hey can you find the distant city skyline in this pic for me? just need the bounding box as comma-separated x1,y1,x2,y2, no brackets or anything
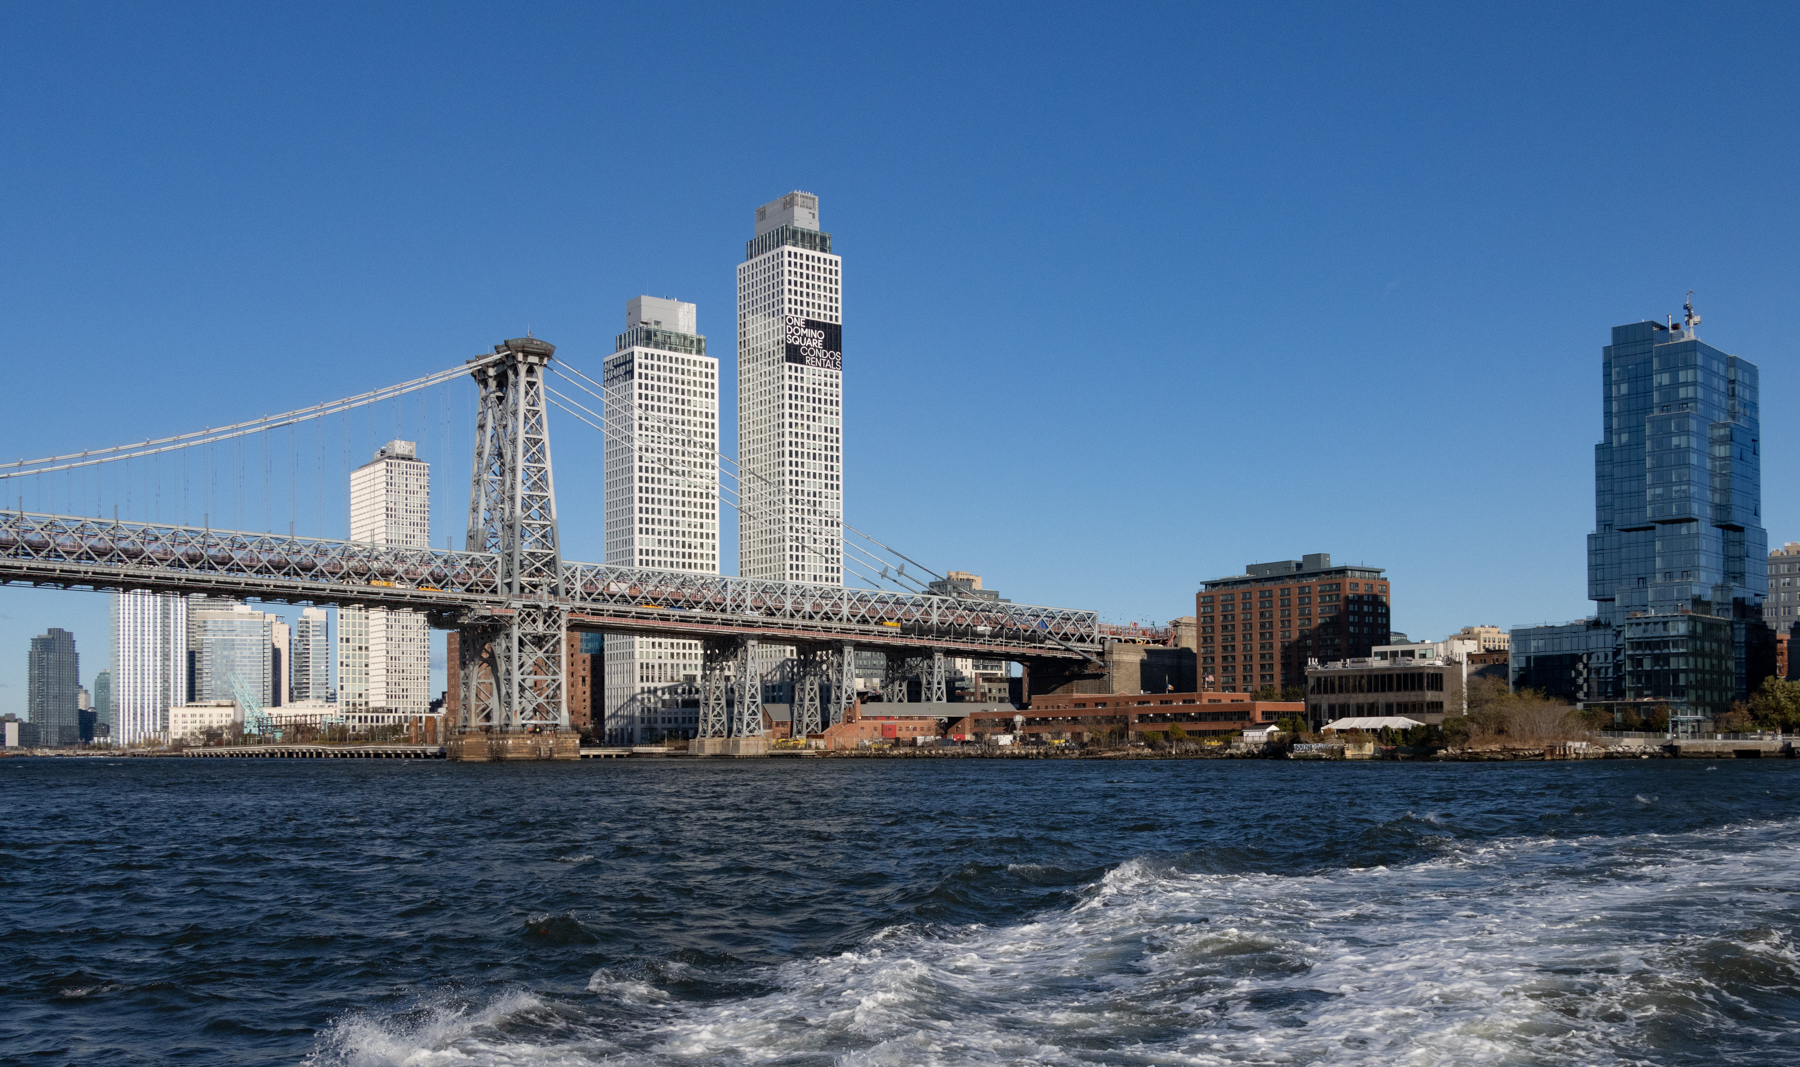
5,4,1800,716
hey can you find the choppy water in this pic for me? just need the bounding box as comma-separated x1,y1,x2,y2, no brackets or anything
3,758,1798,1066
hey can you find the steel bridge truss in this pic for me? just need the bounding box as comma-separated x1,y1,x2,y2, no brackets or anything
0,335,1104,748
460,338,567,735
0,511,1099,660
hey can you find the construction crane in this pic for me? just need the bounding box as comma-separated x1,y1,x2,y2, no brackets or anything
227,671,277,740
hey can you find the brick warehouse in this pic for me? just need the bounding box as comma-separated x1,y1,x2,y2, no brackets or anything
953,692,1302,741
1198,553,1391,692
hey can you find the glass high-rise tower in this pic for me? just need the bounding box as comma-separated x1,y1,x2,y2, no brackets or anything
1514,308,1771,721
1588,319,1765,626
28,627,81,746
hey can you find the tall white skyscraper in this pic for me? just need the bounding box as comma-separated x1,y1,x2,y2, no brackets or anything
602,296,719,744
292,606,330,702
110,591,188,745
342,440,430,718
736,191,843,585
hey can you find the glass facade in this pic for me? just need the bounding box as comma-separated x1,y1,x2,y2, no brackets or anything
1514,319,1770,718
1587,321,1764,627
190,609,273,707
28,627,82,746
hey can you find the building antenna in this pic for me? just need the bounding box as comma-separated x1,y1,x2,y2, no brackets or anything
1684,290,1701,336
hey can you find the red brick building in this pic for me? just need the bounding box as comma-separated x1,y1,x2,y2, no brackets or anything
820,705,940,748
1198,553,1391,693
953,692,1302,741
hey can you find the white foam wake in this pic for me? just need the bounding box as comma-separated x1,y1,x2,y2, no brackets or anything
310,818,1800,1066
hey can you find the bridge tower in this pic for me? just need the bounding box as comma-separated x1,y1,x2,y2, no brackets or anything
451,337,574,760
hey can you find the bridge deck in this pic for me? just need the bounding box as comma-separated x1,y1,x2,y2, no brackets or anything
0,511,1101,659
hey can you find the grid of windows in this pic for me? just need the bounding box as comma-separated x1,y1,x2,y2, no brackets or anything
1764,543,1800,627
1589,321,1765,627
1198,569,1390,691
602,301,719,744
111,591,188,746
1515,318,1767,714
737,196,843,587
343,440,430,716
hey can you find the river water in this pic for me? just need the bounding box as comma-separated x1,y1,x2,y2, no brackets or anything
2,757,1798,1065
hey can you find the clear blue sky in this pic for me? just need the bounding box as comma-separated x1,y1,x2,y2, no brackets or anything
2,2,1797,713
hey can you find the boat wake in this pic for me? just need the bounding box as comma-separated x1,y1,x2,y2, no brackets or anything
308,817,1800,1066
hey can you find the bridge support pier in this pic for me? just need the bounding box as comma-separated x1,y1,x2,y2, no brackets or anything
697,640,732,740
692,637,769,755
793,647,825,739
924,651,947,704
883,653,910,703
834,642,855,725
731,638,764,740
449,337,576,761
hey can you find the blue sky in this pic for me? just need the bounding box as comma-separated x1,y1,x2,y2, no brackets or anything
1,2,1797,712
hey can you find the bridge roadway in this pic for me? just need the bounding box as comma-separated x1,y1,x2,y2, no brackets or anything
0,511,1101,661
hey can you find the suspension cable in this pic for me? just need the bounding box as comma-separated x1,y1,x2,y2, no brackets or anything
0,354,500,480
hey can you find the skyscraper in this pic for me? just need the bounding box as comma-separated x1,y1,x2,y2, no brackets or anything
1513,306,1770,722
602,296,718,743
270,619,290,707
188,602,274,706
112,591,188,746
291,606,330,702
342,440,430,718
736,191,843,585
92,669,111,737
27,627,80,746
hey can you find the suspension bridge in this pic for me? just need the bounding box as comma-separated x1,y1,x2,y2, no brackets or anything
0,337,1104,758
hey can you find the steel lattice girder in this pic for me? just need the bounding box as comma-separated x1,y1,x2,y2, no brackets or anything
924,651,947,703
0,511,1102,659
559,564,1100,652
458,630,498,731
731,639,762,738
697,640,732,739
834,642,855,725
792,647,824,738
463,339,567,731
0,512,500,619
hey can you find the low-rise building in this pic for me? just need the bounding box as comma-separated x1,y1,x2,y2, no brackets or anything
1509,618,1619,704
820,704,949,748
1304,656,1467,729
1467,647,1511,681
1371,638,1480,663
1448,625,1509,652
268,700,343,730
168,701,240,743
956,691,1302,742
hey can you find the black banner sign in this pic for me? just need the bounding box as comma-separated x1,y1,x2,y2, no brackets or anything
783,316,842,370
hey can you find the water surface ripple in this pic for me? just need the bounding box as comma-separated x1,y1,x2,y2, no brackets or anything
3,758,1798,1065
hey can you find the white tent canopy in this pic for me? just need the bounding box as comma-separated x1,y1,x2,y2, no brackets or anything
1321,716,1425,732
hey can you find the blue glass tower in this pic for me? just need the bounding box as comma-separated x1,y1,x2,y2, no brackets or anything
1588,319,1765,626
1514,308,1771,721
